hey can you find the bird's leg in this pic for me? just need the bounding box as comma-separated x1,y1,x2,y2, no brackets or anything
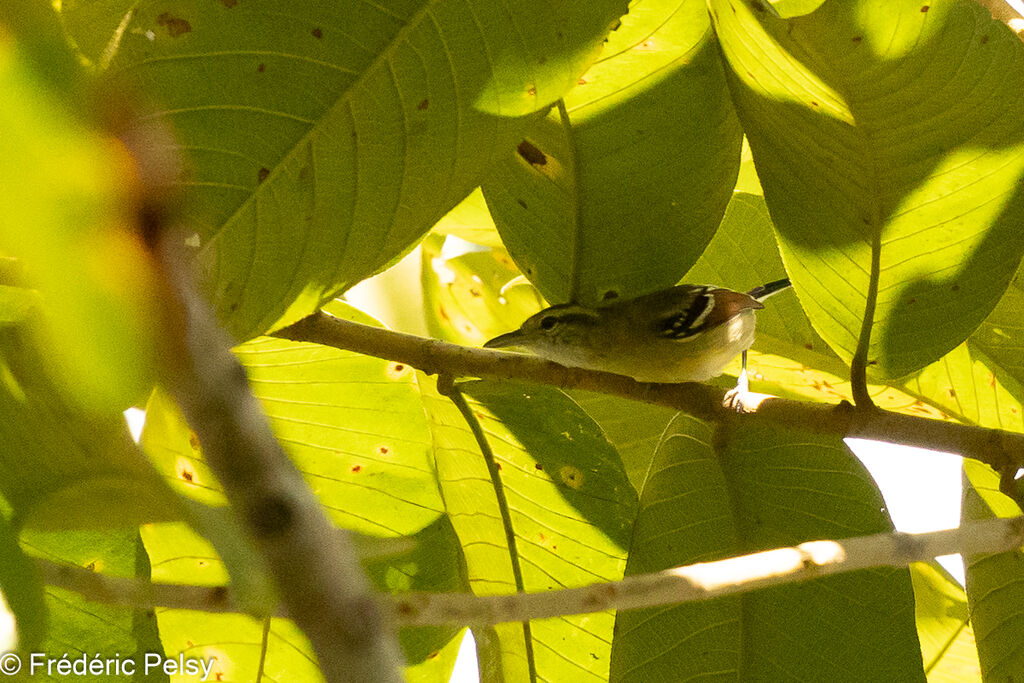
724,350,751,412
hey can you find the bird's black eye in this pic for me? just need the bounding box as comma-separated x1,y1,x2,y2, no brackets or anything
539,316,557,330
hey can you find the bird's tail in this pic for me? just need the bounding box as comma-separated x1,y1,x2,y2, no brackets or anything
747,278,791,301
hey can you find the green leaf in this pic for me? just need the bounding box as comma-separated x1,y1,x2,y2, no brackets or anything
711,0,1024,378
0,513,46,653
721,422,923,680
97,0,628,339
567,391,676,493
609,414,740,681
0,325,180,531
429,188,503,249
911,561,980,682
143,301,445,536
0,26,160,411
961,459,1024,681
19,529,168,682
611,417,925,680
482,0,742,304
422,377,637,681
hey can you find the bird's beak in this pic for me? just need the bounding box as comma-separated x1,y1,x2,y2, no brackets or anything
483,331,523,349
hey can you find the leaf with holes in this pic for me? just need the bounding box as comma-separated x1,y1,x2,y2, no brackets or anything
90,0,627,340
711,0,1024,379
482,0,741,305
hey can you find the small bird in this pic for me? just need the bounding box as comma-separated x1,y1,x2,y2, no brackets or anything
484,279,791,383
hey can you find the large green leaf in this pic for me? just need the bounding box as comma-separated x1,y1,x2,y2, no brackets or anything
143,301,445,536
610,417,925,680
712,0,1024,379
90,0,627,340
482,0,742,305
422,377,637,681
609,414,740,681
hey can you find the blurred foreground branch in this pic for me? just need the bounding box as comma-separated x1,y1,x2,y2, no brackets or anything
151,244,404,682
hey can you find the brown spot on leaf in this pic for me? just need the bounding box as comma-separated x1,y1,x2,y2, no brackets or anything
951,284,960,291
157,12,192,37
257,63,265,72
417,99,429,110
189,431,201,450
866,359,878,366
181,468,194,482
578,77,588,85
377,446,390,456
981,34,989,44
312,27,323,39
351,464,362,473
810,101,819,107
220,0,237,7
258,167,270,183
517,198,528,209
921,4,929,11
517,140,547,167
804,343,813,350
86,561,96,571
852,35,863,43
527,86,536,96
535,463,544,470
948,388,956,398
427,651,440,660
211,585,229,604
469,287,481,298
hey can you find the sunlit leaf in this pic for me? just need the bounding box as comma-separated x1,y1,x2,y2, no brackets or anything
429,188,502,249
911,561,980,682
712,0,1024,378
421,235,543,347
93,0,628,339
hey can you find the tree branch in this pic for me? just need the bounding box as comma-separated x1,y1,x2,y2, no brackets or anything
37,517,1024,627
393,516,1024,626
152,247,404,682
273,312,1024,474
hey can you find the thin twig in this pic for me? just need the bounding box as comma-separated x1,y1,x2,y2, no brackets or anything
273,312,1024,474
36,517,1024,626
